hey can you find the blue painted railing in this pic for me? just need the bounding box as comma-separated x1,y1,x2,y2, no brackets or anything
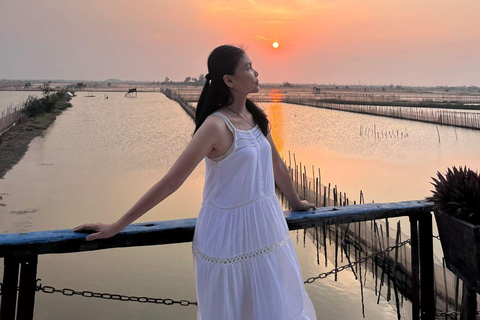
0,200,434,320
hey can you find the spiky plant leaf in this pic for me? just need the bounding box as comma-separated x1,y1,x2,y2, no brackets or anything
427,166,480,224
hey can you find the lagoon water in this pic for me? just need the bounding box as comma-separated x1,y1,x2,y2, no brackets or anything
0,91,41,113
1,91,480,319
261,102,480,205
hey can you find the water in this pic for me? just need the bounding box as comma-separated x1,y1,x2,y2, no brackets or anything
261,102,480,204
0,91,41,113
1,92,203,319
1,92,480,319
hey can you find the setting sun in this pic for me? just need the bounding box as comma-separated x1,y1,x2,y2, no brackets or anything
272,42,279,49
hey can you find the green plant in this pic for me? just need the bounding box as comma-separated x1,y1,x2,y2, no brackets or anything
21,95,45,117
41,82,53,97
21,90,73,117
428,166,480,224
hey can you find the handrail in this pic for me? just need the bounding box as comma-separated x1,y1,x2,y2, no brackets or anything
0,200,432,258
0,199,435,320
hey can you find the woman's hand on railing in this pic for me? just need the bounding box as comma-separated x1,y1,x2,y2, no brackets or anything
73,223,122,241
291,200,316,212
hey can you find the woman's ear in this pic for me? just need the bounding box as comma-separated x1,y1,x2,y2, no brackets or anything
223,74,234,88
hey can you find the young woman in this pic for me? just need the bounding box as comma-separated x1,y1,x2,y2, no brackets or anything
74,45,317,320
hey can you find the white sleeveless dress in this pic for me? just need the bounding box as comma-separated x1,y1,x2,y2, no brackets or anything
192,112,316,320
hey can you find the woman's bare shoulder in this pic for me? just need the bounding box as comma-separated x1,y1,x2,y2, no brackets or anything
196,113,229,136
204,113,228,128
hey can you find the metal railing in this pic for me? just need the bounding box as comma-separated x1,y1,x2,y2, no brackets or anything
0,200,434,320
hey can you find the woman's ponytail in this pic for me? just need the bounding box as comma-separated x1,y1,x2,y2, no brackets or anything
194,75,211,133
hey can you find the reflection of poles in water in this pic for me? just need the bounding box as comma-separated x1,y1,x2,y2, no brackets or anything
295,214,462,319
297,219,411,317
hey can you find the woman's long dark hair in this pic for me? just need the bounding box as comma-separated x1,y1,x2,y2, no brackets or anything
194,45,269,136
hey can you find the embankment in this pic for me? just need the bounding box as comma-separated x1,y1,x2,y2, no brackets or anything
160,88,195,120
0,91,73,178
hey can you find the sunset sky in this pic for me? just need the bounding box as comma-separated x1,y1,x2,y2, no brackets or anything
1,0,479,86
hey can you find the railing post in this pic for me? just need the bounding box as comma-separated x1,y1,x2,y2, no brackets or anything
0,256,20,320
419,213,435,319
16,256,38,320
409,215,420,320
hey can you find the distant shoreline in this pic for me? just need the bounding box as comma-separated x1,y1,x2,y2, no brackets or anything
1,80,480,93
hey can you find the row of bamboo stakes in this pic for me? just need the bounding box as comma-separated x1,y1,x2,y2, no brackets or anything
283,189,413,319
162,88,471,319
290,201,467,319
276,151,469,319
310,91,480,103
173,89,480,131
303,101,480,131
0,106,25,136
277,151,362,210
360,125,410,139
175,90,480,104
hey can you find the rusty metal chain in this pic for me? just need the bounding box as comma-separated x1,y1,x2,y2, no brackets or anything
0,241,408,303
435,310,480,317
0,235,441,305
0,279,197,307
304,239,411,284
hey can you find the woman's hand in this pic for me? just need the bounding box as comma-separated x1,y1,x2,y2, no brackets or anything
73,223,121,241
72,116,224,243
291,200,316,212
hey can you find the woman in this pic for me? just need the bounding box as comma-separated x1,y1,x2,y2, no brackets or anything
74,45,317,320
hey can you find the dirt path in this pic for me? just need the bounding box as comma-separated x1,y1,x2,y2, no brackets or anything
0,112,58,179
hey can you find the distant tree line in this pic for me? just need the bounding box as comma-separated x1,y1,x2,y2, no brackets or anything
161,74,206,85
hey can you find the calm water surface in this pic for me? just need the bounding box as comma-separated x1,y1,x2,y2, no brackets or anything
0,91,41,113
261,102,480,204
2,92,479,319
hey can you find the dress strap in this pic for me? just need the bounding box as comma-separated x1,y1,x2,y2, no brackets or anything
213,112,236,133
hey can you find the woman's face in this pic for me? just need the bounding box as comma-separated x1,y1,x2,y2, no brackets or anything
226,54,260,95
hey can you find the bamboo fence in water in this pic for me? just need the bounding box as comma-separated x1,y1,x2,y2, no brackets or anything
275,153,477,319
293,100,480,131
164,87,480,318
162,87,480,130
0,106,24,136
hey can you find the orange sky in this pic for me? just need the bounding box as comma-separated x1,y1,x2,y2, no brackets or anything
1,0,479,86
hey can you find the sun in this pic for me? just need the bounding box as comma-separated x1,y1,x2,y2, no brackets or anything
272,42,279,49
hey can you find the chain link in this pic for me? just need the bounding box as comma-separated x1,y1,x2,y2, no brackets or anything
304,239,411,284
0,279,197,307
0,234,441,307
435,310,480,317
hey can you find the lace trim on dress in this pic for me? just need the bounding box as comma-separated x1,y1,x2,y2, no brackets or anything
193,233,290,265
235,131,265,148
202,194,275,210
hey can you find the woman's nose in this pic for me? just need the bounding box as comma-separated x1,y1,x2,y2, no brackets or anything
254,70,259,77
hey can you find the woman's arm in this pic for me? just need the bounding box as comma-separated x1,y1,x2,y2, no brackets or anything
266,132,315,211
74,117,226,241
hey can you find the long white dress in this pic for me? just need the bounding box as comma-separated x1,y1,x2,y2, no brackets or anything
192,112,317,320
